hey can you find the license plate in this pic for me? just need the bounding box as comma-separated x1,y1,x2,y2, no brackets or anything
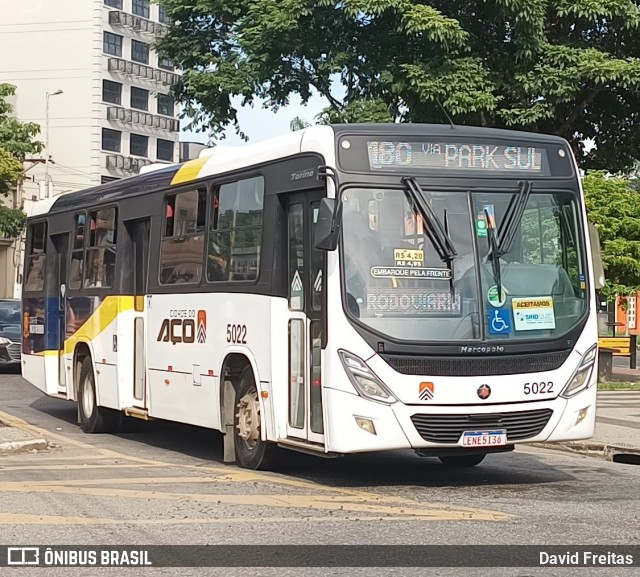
459,429,507,447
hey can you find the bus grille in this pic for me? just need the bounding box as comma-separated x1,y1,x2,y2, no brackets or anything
380,351,570,376
7,343,21,361
410,409,554,443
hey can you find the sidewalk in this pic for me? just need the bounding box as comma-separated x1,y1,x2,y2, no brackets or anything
532,364,640,462
544,390,640,462
0,420,49,455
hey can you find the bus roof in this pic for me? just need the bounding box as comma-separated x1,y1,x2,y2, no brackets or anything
28,123,570,218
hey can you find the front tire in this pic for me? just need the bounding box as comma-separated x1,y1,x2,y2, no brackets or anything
78,357,122,433
438,454,486,467
233,366,280,470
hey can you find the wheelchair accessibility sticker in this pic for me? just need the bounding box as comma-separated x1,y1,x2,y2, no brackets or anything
488,308,511,335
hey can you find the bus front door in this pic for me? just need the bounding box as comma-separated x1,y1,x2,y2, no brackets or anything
284,191,325,446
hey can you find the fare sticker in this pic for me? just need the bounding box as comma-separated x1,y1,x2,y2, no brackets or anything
394,248,424,267
512,297,556,331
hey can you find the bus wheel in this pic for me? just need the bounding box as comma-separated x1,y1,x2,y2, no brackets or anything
233,366,279,470
438,454,486,467
78,357,121,434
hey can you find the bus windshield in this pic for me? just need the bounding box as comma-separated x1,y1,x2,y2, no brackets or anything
341,186,587,343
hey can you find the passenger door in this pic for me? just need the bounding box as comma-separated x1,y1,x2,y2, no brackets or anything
51,233,69,393
283,190,325,444
125,218,150,409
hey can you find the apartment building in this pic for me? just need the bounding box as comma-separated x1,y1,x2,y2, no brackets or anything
0,0,180,296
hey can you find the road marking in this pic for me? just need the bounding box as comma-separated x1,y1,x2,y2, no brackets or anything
0,407,511,522
0,481,507,521
0,513,493,526
0,463,168,472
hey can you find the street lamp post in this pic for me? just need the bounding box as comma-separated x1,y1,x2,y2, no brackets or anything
44,89,63,197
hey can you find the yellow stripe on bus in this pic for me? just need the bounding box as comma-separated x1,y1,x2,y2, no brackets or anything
170,156,209,186
64,296,134,354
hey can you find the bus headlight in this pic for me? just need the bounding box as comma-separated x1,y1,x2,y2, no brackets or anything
561,344,597,398
338,350,396,404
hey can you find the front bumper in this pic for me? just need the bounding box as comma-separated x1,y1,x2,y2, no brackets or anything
0,343,21,365
323,383,597,454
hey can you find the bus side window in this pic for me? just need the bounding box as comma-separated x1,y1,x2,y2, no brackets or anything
160,188,206,285
84,208,117,288
69,213,85,289
207,176,264,283
24,221,47,292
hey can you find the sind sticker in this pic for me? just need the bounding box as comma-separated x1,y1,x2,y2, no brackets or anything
512,297,556,331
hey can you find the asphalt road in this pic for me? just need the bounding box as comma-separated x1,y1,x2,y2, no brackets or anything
1,369,639,577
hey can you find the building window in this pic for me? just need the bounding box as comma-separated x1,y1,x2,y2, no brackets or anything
158,5,170,24
132,0,150,18
157,94,174,116
24,221,47,292
102,80,122,105
130,133,148,157
102,128,121,152
85,208,118,288
131,40,149,64
130,87,149,111
160,189,206,285
158,57,174,71
157,139,174,162
207,177,264,282
103,32,123,56
104,0,122,8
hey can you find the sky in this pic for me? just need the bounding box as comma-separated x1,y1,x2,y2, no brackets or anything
179,92,599,155
180,92,328,147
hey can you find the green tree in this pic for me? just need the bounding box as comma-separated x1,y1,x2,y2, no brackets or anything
583,171,640,299
0,83,42,238
289,116,311,131
157,0,640,170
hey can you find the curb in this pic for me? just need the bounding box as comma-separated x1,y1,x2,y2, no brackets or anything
0,438,49,455
0,416,60,455
528,441,640,462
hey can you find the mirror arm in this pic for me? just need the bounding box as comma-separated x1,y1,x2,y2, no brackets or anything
317,165,342,237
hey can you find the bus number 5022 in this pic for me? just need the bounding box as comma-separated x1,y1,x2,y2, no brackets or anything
523,381,553,395
226,324,247,344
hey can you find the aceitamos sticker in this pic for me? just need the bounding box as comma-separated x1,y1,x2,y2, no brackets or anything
512,297,556,331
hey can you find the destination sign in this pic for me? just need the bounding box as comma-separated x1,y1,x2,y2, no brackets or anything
366,141,548,173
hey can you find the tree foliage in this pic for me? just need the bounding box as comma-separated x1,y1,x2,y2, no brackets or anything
583,171,640,299
157,0,640,170
0,204,26,239
0,84,42,160
0,83,42,239
289,116,312,131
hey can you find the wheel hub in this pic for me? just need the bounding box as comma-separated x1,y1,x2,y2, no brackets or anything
82,376,94,419
236,391,260,446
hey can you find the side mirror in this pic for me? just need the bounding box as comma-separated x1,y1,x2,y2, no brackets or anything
588,222,605,289
314,197,339,251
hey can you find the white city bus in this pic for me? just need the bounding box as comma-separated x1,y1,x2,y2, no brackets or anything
21,124,599,469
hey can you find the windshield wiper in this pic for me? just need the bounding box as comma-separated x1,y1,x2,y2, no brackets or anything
496,180,533,257
484,208,503,300
484,180,532,301
443,209,455,296
401,176,457,264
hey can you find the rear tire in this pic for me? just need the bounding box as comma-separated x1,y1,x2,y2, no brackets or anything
438,454,486,467
233,366,280,470
78,357,122,433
